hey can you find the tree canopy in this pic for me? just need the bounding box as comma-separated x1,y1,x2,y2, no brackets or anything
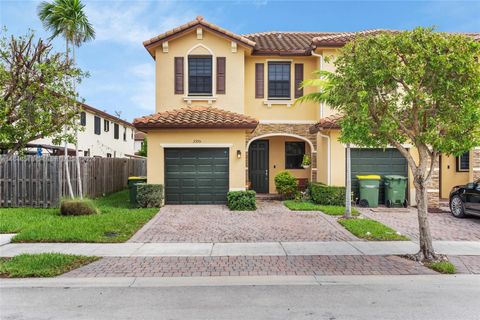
302,28,480,164
0,30,86,158
299,27,480,261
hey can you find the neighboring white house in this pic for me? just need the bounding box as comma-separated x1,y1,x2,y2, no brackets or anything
31,103,136,158
134,131,146,155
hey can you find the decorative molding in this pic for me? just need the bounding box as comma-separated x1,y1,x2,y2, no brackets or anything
183,96,217,105
246,133,315,152
263,100,293,108
160,143,233,148
259,120,316,124
162,41,168,53
196,27,203,40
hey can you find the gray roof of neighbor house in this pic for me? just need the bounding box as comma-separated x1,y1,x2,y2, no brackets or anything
81,103,134,128
143,17,480,58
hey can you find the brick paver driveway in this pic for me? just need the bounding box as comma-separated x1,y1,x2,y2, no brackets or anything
63,255,435,277
130,201,356,243
361,208,480,241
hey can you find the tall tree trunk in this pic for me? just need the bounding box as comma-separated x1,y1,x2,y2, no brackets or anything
72,44,83,199
64,38,74,199
413,177,436,261
344,143,352,218
411,147,438,261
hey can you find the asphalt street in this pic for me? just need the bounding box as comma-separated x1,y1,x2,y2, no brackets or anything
1,275,479,320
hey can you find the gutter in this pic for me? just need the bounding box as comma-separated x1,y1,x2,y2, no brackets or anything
310,49,331,185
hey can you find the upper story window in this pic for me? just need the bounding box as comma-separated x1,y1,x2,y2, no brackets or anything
188,56,212,95
268,62,291,99
104,119,110,132
457,151,470,172
123,127,127,141
285,141,305,169
114,123,119,140
94,116,101,135
80,112,86,126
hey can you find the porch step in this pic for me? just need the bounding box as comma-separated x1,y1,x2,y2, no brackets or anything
256,193,282,201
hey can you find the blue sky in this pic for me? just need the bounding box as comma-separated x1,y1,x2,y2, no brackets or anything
1,0,479,122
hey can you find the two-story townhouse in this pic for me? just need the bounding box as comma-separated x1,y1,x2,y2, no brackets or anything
133,16,479,205
32,102,136,158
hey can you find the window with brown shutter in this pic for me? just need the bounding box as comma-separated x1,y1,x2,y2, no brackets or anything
255,63,264,98
174,57,184,94
217,57,226,94
294,64,304,98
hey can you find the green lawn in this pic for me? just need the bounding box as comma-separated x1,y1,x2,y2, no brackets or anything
284,200,359,216
0,253,98,278
338,218,410,241
0,190,158,243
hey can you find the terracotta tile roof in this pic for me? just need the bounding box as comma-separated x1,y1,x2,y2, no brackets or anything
143,16,255,57
133,106,259,130
312,29,397,47
309,114,343,133
242,32,337,56
134,131,146,141
143,17,480,57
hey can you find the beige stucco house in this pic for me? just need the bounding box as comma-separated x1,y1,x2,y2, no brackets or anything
134,16,479,205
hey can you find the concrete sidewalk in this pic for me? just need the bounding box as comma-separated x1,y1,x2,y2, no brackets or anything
1,240,480,257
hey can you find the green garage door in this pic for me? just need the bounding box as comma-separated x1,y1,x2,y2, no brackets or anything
165,148,229,204
351,148,408,204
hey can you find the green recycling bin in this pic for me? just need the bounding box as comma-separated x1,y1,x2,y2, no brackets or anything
356,175,381,208
384,175,408,208
128,176,147,206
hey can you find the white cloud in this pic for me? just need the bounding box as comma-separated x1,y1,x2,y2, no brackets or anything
85,0,198,45
129,63,155,112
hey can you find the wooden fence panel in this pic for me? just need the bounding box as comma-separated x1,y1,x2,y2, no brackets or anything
0,156,147,208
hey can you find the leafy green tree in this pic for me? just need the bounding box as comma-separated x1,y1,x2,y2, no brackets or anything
299,28,480,261
0,30,84,161
38,0,95,199
138,138,147,157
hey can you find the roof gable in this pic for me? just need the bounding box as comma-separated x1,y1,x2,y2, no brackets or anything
144,16,255,58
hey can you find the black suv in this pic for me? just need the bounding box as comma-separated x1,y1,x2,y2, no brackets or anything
449,179,480,218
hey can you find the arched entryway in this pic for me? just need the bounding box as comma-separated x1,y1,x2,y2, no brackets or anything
246,133,316,194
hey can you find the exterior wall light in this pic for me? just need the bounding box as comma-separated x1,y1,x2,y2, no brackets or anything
237,150,242,159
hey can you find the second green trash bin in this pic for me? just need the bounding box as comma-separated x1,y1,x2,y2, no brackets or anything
384,175,408,208
356,175,381,208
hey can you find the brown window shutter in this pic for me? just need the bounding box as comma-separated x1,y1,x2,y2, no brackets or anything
216,57,226,94
255,63,264,98
174,57,184,94
294,64,304,98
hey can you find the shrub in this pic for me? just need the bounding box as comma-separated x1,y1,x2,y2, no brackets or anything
227,190,256,211
310,183,345,205
136,183,163,208
60,198,98,216
274,171,298,199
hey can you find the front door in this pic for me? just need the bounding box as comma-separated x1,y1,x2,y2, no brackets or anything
249,140,269,193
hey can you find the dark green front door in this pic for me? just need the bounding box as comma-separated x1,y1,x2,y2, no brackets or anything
351,148,408,204
249,140,269,193
164,148,229,204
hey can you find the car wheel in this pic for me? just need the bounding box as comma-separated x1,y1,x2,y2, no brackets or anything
450,195,466,218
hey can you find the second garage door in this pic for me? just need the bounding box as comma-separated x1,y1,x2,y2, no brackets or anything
351,148,408,204
164,148,229,204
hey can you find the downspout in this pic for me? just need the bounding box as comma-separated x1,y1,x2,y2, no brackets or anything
311,49,331,185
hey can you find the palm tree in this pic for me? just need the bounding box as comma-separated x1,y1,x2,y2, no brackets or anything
38,0,95,199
